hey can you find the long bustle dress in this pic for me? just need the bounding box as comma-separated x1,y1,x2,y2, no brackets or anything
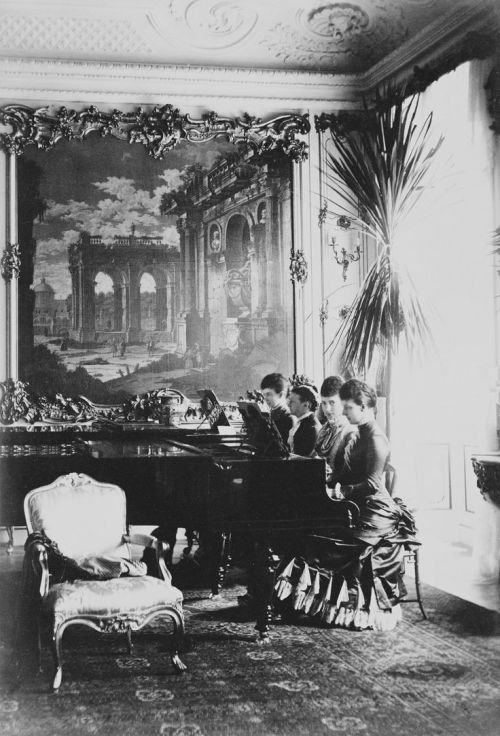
274,420,417,630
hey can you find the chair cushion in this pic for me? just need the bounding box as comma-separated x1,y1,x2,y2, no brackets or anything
43,576,183,620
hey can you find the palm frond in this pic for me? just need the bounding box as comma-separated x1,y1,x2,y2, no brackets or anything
324,84,441,375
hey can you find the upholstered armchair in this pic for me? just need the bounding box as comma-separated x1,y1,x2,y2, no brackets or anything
23,472,186,691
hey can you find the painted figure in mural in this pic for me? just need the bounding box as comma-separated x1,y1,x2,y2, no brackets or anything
119,339,126,357
288,381,321,457
210,228,221,253
260,372,294,445
225,260,251,318
191,342,202,368
184,346,194,369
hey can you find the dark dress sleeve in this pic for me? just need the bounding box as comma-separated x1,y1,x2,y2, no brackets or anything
293,417,320,457
273,411,294,444
336,427,389,503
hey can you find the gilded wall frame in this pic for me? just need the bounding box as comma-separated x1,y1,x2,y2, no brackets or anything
0,103,310,402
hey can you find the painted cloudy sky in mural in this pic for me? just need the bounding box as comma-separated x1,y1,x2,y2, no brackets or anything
24,135,234,299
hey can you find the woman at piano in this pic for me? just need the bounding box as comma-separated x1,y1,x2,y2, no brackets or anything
260,372,294,445
287,381,322,457
315,375,356,476
275,378,416,631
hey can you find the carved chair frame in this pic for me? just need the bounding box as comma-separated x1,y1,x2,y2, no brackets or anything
24,471,187,691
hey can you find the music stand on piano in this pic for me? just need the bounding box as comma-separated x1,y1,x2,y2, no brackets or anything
197,389,231,430
237,400,290,458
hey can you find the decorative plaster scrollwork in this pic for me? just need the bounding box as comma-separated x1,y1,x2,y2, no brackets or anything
306,4,369,41
0,104,310,161
157,0,258,50
235,113,310,162
194,1,248,35
1,243,20,281
289,249,308,285
261,2,406,73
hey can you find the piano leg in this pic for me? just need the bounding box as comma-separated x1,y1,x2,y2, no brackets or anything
206,531,232,597
250,539,280,642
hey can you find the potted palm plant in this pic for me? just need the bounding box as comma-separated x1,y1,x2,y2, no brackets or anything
320,87,443,437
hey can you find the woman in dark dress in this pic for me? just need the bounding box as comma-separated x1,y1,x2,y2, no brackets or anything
288,383,321,457
260,372,294,445
315,375,356,478
275,379,416,630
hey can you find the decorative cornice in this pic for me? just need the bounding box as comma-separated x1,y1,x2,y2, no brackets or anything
0,103,310,161
0,3,496,107
315,28,499,132
1,243,20,281
0,56,358,107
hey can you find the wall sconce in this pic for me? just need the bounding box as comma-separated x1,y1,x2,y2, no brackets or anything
329,236,361,281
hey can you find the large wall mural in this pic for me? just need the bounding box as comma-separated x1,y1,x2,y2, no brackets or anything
9,106,305,403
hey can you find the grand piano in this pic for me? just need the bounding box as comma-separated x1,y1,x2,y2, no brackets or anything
0,391,358,639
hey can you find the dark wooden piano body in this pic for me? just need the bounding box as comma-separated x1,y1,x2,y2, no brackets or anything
0,424,357,638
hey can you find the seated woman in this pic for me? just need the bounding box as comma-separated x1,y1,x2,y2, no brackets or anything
260,372,294,444
288,382,322,457
315,375,356,478
275,378,416,631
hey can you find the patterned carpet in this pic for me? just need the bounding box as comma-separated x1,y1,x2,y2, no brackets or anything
1,565,499,736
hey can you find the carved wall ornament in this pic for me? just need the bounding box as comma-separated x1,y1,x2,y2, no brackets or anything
318,201,328,227
1,243,21,281
0,104,310,162
289,249,308,285
319,299,329,327
336,215,352,230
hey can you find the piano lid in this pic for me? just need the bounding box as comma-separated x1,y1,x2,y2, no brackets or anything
78,439,202,459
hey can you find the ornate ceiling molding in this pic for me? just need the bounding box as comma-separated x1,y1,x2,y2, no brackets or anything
0,14,152,55
0,103,311,161
149,0,259,50
260,1,407,73
0,3,496,108
0,57,359,107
